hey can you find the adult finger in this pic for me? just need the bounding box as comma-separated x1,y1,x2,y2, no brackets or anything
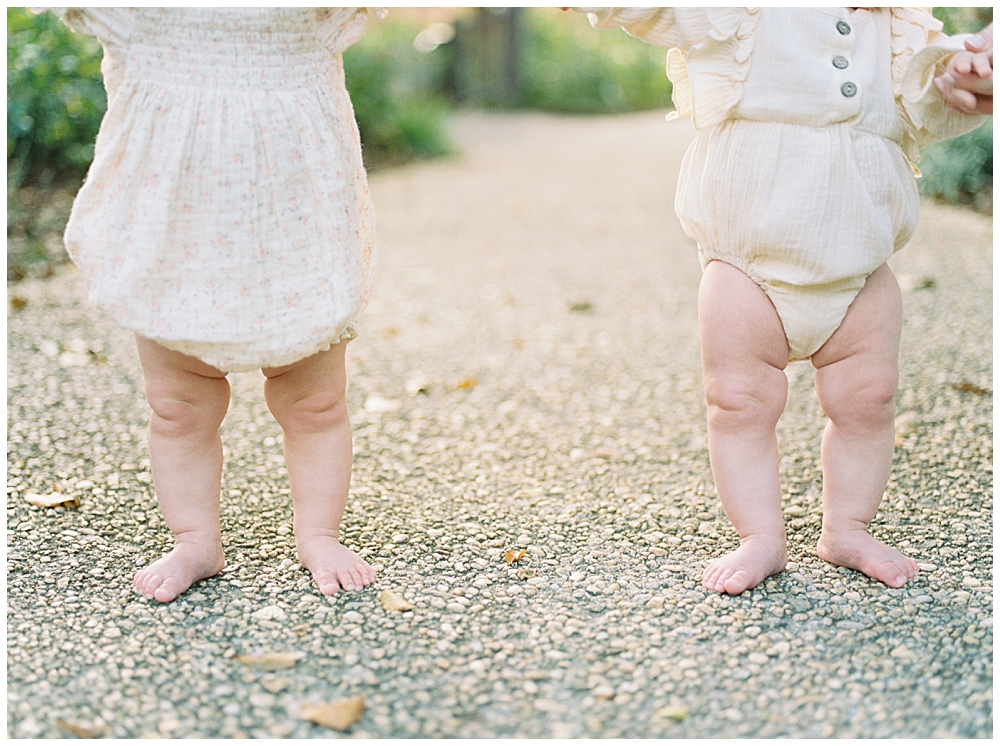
965,23,993,52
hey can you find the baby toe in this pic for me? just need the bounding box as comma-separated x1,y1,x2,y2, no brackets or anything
315,571,341,595
153,578,183,603
339,567,361,591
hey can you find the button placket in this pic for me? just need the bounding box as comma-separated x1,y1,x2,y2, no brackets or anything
833,18,856,100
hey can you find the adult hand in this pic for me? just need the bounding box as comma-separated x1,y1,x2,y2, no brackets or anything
935,23,992,115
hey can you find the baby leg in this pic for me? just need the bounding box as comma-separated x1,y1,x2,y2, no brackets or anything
133,336,229,603
699,261,790,595
263,343,375,595
812,264,918,587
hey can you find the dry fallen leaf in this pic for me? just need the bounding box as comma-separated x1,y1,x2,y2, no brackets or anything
653,706,688,722
235,651,304,671
10,295,27,310
56,719,107,738
569,301,594,313
952,382,990,396
451,377,478,391
504,549,526,566
380,589,414,612
593,448,615,459
25,492,79,508
381,326,401,338
301,695,366,731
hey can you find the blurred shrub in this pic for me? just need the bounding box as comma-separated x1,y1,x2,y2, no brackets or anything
343,17,454,169
918,119,992,212
933,6,992,35
7,7,105,186
520,9,672,114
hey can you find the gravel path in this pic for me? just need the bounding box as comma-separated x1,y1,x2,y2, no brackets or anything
7,111,993,738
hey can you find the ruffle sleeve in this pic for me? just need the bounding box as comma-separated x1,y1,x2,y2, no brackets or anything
38,8,135,48
674,8,759,129
316,7,387,53
581,7,712,50
582,8,758,129
891,7,989,164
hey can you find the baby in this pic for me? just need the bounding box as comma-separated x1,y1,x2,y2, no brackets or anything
49,8,383,602
584,8,988,594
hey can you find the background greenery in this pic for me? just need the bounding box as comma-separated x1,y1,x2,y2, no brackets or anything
6,7,993,280
520,9,672,114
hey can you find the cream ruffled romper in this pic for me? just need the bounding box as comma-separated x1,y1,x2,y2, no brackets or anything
52,8,381,372
587,7,987,360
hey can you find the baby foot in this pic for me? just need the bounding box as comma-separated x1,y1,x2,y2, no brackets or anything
134,536,225,603
702,534,788,595
817,528,918,588
296,533,376,595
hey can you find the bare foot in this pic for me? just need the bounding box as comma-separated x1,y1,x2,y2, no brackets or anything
702,534,788,595
134,536,225,603
297,533,376,595
817,528,918,588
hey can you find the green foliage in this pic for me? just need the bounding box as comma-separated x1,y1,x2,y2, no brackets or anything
520,9,672,114
343,18,453,168
933,7,992,35
918,119,992,211
7,7,106,185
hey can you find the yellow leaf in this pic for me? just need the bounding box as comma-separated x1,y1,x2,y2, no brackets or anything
654,706,687,722
25,492,79,508
380,589,414,612
452,377,478,390
301,695,366,731
56,719,106,738
235,651,303,670
504,549,526,566
953,382,990,395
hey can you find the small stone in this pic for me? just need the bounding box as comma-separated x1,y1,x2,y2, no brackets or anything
249,692,275,708
593,684,615,700
743,626,762,638
252,605,287,621
766,641,790,656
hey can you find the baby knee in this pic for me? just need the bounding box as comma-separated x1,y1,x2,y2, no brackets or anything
705,371,786,426
268,388,347,433
823,373,896,426
145,378,229,436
